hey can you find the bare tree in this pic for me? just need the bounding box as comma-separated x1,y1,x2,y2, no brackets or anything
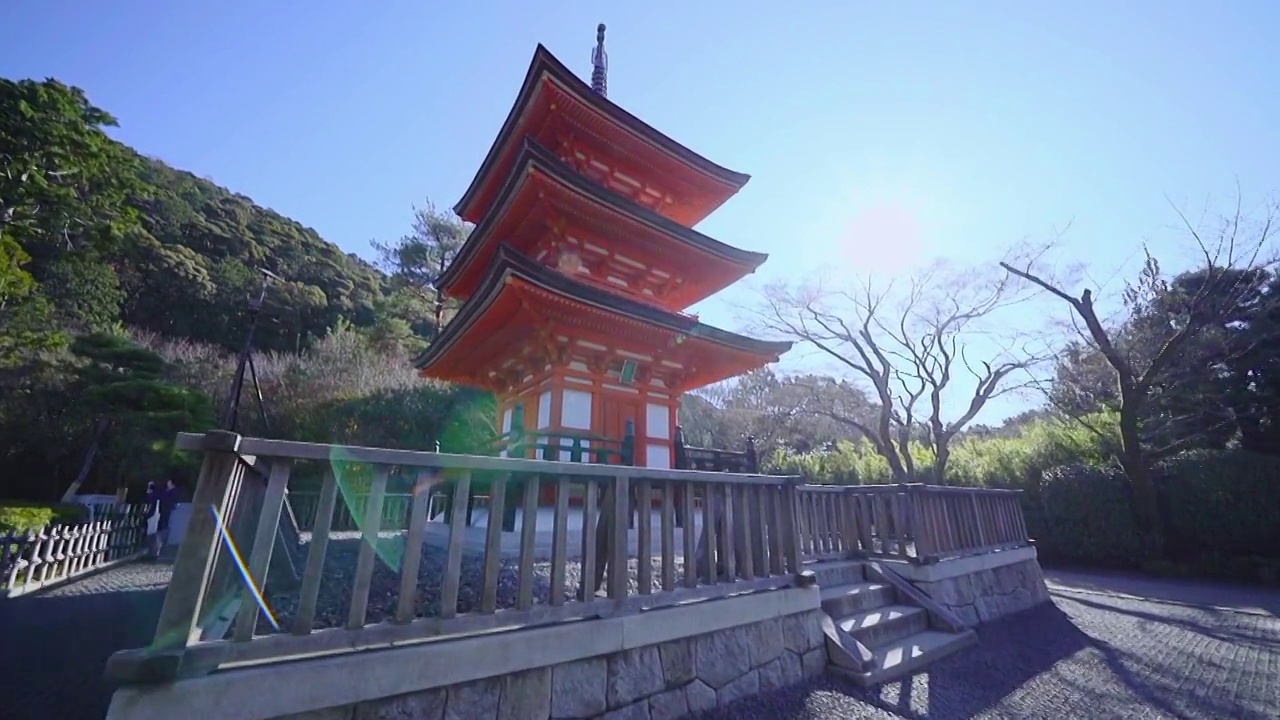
758,248,1049,483
1001,197,1278,553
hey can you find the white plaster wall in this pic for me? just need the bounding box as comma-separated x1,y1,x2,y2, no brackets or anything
500,407,514,458
645,403,670,440
562,389,592,429
646,443,672,469
537,391,552,429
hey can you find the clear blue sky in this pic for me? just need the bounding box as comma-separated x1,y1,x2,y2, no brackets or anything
6,1,1277,423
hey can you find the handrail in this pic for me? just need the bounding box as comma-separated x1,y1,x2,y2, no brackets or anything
107,431,805,684
173,432,791,485
794,483,1030,564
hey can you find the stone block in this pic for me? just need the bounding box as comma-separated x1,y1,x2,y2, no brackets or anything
779,613,808,654
977,593,1009,623
747,617,784,668
952,604,980,627
600,702,650,720
685,681,717,714
648,687,689,719
659,638,696,687
695,626,751,689
716,669,759,706
551,657,607,719
801,648,826,678
498,668,551,720
354,689,447,720
445,677,500,720
758,658,787,693
779,651,803,686
607,647,665,709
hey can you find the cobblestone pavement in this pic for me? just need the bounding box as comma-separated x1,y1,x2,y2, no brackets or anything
701,575,1280,720
0,560,173,720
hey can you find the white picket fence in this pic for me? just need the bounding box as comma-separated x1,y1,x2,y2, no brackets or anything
0,503,150,598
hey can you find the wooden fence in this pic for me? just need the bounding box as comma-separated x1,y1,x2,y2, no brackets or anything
1,504,150,598
796,483,1029,564
290,491,415,533
106,431,804,682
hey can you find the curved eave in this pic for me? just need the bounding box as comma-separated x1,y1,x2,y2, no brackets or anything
415,246,791,372
453,44,750,222
438,138,768,299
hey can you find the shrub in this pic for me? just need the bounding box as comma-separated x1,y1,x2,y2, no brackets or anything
0,502,88,533
1154,449,1280,561
1039,464,1144,568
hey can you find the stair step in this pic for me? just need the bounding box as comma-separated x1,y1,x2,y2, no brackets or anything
807,560,865,587
832,629,978,687
820,582,897,617
837,605,929,648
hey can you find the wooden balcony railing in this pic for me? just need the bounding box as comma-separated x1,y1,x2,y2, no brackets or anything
106,431,803,683
796,483,1030,564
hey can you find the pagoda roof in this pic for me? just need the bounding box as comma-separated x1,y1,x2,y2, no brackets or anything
438,138,768,303
414,246,791,392
453,44,750,226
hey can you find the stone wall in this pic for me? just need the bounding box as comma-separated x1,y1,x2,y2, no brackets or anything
274,609,828,720
911,556,1050,627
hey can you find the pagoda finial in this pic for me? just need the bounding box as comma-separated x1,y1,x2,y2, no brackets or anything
591,23,608,98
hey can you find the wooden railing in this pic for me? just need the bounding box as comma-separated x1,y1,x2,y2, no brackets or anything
1,504,149,598
106,431,803,683
796,483,1029,564
290,491,415,532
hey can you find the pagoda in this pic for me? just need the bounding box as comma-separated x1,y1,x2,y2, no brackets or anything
414,25,791,488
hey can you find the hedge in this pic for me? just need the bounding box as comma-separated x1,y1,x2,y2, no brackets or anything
0,502,89,534
1154,449,1280,561
1039,464,1144,567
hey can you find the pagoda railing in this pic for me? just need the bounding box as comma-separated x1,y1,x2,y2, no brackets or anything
105,431,803,684
795,483,1030,564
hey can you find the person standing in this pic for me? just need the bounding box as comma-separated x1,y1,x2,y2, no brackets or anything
144,482,161,557
148,478,181,560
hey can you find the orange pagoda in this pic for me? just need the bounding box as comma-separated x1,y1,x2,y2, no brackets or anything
414,25,790,518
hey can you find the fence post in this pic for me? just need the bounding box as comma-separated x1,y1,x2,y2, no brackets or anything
781,479,803,575
906,484,934,564
145,431,246,671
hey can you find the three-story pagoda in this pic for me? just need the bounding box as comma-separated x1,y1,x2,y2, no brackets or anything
415,25,791,476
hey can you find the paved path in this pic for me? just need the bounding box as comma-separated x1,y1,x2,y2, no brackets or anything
0,561,173,720
703,572,1280,720
4,563,1278,720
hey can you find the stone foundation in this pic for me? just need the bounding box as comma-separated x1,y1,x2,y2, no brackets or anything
898,548,1050,627
273,609,827,720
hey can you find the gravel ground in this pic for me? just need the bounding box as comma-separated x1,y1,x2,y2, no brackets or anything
697,581,1280,720
0,559,174,720
262,533,689,632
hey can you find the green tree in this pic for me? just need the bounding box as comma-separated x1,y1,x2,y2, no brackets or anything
60,333,214,499
1003,201,1278,555
372,200,469,338
0,78,142,262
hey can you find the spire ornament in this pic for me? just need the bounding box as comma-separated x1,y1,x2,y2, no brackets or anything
591,23,608,97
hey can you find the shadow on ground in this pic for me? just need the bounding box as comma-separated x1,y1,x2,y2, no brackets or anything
702,585,1280,720
0,562,170,720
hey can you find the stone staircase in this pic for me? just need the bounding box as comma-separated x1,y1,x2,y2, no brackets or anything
810,559,976,686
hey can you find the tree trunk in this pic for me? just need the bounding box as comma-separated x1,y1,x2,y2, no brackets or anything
932,449,950,486
1118,399,1163,557
60,415,111,502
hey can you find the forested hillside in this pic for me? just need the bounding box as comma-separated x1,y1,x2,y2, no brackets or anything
0,77,483,500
